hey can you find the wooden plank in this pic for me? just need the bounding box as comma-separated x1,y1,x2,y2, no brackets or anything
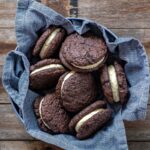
78,0,150,28
0,141,149,150
0,28,149,47
125,104,150,141
1,0,150,29
0,1,16,28
0,28,149,64
0,104,33,140
0,65,9,104
0,29,16,45
0,82,9,104
0,104,150,141
0,67,150,104
125,121,150,141
128,142,150,150
0,65,11,104
0,141,62,150
0,30,150,103
0,0,70,29
41,0,70,17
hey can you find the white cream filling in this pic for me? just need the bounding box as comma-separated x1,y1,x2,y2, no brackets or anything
39,98,51,130
72,56,105,70
108,65,120,102
40,28,61,58
75,109,103,132
30,64,64,75
61,71,75,96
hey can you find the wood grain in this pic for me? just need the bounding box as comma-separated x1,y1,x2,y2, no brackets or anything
0,29,149,65
0,104,150,141
0,141,62,150
0,65,9,104
0,0,70,29
1,0,150,29
0,29,16,45
0,0,16,29
0,141,149,150
0,82,9,104
78,0,150,28
41,0,70,17
0,60,150,104
0,105,33,140
128,142,150,150
1,28,150,47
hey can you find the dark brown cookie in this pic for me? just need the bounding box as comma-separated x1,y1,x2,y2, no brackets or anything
100,61,128,104
29,59,66,90
114,61,128,104
32,26,66,59
59,32,107,72
100,65,113,103
69,101,112,139
39,93,71,133
56,71,97,113
33,96,51,132
32,28,54,56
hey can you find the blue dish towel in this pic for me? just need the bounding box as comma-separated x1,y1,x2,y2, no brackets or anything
2,0,150,149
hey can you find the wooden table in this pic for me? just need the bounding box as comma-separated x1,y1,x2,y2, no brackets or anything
0,0,150,149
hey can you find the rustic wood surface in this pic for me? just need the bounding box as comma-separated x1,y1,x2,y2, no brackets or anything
0,0,150,149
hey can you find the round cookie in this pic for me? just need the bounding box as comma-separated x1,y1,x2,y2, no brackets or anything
69,101,112,139
34,93,71,133
32,26,66,59
33,96,51,133
59,32,107,72
100,61,128,104
56,71,97,113
30,59,66,90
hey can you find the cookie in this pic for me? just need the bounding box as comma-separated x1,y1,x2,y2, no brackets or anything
100,61,128,104
59,32,107,72
33,93,70,133
32,26,66,59
33,96,50,132
69,101,112,139
56,71,97,113
30,59,65,90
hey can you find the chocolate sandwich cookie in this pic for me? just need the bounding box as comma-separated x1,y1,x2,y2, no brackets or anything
30,59,65,90
59,32,107,72
33,26,66,59
33,96,50,132
100,61,128,104
33,93,70,133
69,101,112,139
56,71,97,113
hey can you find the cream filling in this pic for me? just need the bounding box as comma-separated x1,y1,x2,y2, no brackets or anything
30,64,64,75
108,65,120,102
40,28,61,58
75,109,103,132
61,71,75,96
72,56,105,70
39,98,51,130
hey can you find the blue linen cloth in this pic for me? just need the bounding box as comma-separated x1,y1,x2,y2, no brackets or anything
2,0,150,149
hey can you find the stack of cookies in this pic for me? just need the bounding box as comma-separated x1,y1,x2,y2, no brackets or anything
30,26,128,139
